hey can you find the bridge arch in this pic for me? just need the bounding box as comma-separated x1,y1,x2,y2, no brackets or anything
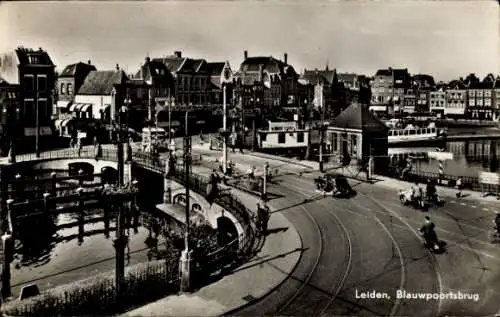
101,166,118,184
217,216,238,247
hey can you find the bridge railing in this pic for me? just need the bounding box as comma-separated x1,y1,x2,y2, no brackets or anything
5,146,260,260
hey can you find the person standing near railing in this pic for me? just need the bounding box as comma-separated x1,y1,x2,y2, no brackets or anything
256,202,270,234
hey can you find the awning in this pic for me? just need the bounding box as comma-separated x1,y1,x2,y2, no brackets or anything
57,100,71,108
75,104,86,111
69,104,78,111
55,119,63,128
81,104,92,112
61,118,73,127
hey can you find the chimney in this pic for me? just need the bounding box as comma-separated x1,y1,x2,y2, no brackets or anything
88,60,91,65
146,56,151,63
116,64,120,70
174,51,182,58
284,53,288,65
244,50,248,60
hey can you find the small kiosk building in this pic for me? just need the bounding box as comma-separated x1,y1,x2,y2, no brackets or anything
326,102,389,174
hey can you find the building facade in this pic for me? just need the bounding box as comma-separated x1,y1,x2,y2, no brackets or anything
402,88,417,114
234,51,299,110
445,80,467,117
0,79,19,154
411,74,435,112
429,88,446,115
0,47,56,152
133,56,175,117
154,51,211,106
370,68,411,115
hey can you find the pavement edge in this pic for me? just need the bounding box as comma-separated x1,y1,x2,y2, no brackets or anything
221,211,304,316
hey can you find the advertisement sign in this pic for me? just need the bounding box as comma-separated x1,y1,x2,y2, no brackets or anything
24,127,52,136
427,151,454,161
479,172,500,185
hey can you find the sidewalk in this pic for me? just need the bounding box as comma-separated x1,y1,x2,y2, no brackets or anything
119,186,302,317
192,144,500,203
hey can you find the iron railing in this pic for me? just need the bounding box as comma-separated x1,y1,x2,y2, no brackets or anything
5,146,260,259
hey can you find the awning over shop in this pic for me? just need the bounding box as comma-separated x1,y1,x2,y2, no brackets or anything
55,117,74,128
81,104,92,112
57,100,71,108
69,104,78,111
62,118,73,127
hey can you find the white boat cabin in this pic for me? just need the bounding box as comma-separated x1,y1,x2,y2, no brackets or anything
257,121,310,149
388,123,438,143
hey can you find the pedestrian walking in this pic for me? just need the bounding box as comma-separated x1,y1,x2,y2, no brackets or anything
456,177,463,198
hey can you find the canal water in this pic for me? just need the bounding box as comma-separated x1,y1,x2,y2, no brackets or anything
10,202,172,297
389,127,500,178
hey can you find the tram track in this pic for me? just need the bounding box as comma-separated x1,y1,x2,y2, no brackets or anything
282,179,440,317
276,183,406,317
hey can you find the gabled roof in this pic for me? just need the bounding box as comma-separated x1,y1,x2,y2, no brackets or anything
77,70,128,95
329,102,388,132
15,47,55,66
153,57,186,74
447,79,466,90
133,60,173,83
337,73,357,84
302,69,338,85
60,62,97,77
206,62,225,76
375,69,392,77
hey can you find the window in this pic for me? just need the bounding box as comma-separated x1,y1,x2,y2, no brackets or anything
66,83,73,95
350,135,357,156
261,133,267,141
332,133,338,151
297,132,304,143
38,100,48,122
60,83,66,95
278,132,286,144
37,75,47,91
24,100,35,125
23,75,34,91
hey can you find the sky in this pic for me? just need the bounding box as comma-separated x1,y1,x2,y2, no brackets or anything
0,0,498,82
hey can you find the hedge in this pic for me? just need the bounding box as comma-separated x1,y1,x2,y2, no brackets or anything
1,259,180,317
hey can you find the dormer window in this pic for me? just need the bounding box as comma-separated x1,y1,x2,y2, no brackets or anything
60,83,66,94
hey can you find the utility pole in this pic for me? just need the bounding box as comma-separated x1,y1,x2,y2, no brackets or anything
252,86,257,152
222,85,228,174
35,92,40,158
180,110,192,292
319,104,325,173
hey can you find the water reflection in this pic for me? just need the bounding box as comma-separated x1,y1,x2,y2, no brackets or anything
11,205,174,296
389,139,500,177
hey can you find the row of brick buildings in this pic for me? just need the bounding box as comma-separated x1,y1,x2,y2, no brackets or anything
369,68,500,120
0,47,361,154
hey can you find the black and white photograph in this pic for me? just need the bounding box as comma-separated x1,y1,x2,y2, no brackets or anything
0,0,499,316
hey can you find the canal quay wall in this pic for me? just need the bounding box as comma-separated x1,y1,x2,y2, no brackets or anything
0,150,257,303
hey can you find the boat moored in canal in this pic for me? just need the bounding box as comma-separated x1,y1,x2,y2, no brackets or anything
388,123,447,146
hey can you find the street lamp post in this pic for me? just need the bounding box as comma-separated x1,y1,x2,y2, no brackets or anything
35,93,40,158
318,104,326,173
180,109,192,292
221,85,229,174
251,86,258,152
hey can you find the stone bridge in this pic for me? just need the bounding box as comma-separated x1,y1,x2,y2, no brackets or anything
0,146,252,241
168,180,245,238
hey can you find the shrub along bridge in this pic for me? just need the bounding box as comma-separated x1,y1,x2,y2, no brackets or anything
0,145,261,308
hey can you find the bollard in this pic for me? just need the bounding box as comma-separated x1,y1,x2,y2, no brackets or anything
262,162,269,201
14,173,22,202
76,187,84,245
78,169,84,186
6,199,14,235
104,201,110,239
51,172,57,196
43,192,50,215
2,233,13,298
